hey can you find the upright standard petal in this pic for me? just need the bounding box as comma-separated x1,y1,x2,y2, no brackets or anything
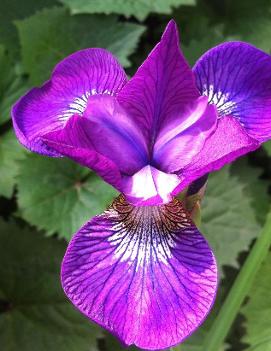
62,196,217,350
12,49,127,155
194,42,271,142
117,20,199,146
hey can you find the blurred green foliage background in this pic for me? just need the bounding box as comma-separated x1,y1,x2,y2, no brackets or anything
1,0,271,350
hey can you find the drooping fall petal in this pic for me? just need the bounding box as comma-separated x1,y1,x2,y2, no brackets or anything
61,196,217,350
12,48,127,156
194,41,271,142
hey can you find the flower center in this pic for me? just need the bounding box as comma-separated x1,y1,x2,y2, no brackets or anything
106,195,192,268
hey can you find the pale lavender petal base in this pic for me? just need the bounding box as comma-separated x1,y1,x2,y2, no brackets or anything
61,196,217,350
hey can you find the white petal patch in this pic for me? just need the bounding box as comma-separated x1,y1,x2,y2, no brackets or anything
122,165,181,206
203,84,237,117
58,89,113,122
107,196,192,270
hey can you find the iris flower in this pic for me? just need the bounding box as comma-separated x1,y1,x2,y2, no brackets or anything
12,20,271,350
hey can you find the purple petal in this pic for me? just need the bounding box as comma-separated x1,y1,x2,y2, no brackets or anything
117,20,199,144
153,96,218,173
12,49,127,156
42,95,148,177
61,196,217,350
172,116,259,195
42,115,122,189
82,95,148,174
194,41,271,142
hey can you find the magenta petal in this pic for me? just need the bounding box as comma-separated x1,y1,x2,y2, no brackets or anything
61,196,218,350
153,96,218,173
82,95,148,174
12,49,127,155
42,96,149,177
117,20,199,143
172,116,259,195
42,116,122,189
194,42,271,142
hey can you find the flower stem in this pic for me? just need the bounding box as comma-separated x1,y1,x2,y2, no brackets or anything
201,210,271,351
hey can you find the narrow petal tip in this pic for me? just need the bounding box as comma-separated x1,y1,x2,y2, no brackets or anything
162,19,179,39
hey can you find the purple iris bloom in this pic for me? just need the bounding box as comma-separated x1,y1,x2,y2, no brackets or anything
12,20,271,350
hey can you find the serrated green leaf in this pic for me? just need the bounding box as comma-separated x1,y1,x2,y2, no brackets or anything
17,154,117,240
0,130,25,198
200,162,268,276
223,0,271,53
0,45,13,89
103,332,139,351
0,46,28,125
241,251,271,350
0,0,57,55
230,158,269,225
0,219,100,351
59,0,195,21
15,7,145,85
183,24,228,66
263,140,271,157
228,17,271,54
180,13,237,67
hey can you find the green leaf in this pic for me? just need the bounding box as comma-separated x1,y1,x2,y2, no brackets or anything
0,219,101,351
59,0,195,21
0,0,57,55
200,162,268,276
0,46,28,125
0,45,13,90
0,130,25,198
242,251,271,350
15,7,145,85
183,24,229,66
180,12,237,67
230,158,269,226
201,211,271,351
103,332,139,351
263,140,271,157
223,0,271,53
228,17,271,54
17,154,117,240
